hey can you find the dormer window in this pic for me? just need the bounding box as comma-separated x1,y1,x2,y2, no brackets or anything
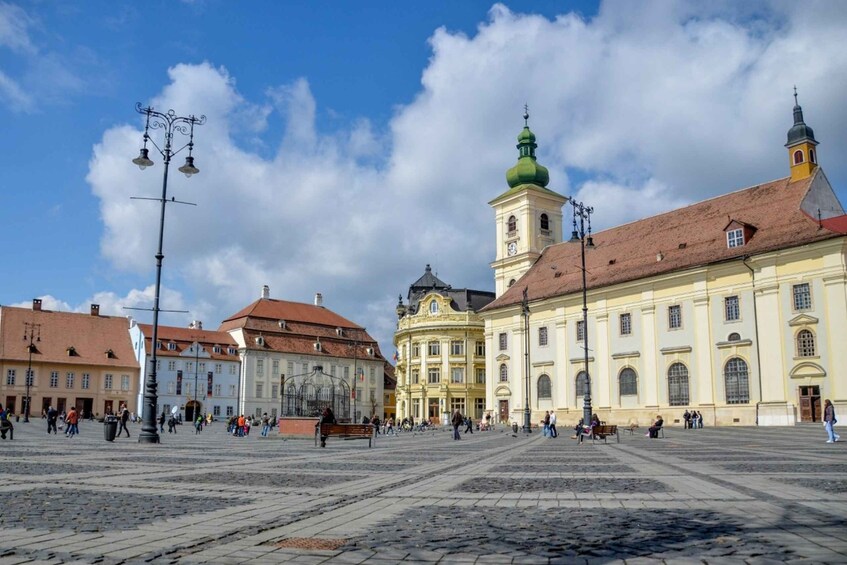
156,341,162,350
67,346,77,357
255,336,264,347
727,228,744,248
429,301,439,314
793,149,804,165
366,347,375,357
314,340,322,352
228,347,237,355
213,345,222,354
278,320,286,329
507,215,517,235
336,327,344,337
167,342,177,351
105,349,116,359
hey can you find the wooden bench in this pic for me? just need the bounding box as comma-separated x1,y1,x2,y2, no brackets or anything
590,424,619,443
315,423,374,448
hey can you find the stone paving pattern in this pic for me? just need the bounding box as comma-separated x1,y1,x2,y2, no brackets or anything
0,419,844,564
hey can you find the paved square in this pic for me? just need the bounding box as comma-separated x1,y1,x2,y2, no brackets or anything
0,420,845,564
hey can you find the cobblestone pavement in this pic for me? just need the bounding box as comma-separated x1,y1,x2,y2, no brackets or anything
0,420,845,564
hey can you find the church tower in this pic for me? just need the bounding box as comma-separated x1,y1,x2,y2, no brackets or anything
786,89,819,183
489,110,567,297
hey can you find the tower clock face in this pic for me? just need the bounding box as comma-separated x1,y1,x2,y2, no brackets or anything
507,242,517,256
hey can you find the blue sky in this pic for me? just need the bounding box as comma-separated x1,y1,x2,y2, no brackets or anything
2,1,846,356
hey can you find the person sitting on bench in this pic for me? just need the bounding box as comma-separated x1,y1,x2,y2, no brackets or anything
648,415,664,438
316,406,337,448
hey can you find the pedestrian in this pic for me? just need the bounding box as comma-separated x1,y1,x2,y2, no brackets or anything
65,406,79,437
237,414,246,437
464,415,474,434
167,414,177,434
697,411,704,428
824,399,840,443
117,405,131,438
542,411,551,437
316,406,336,447
194,414,203,434
0,403,13,440
690,411,698,430
158,411,166,433
371,415,381,435
47,405,58,434
260,413,270,437
549,411,558,438
451,408,463,440
683,410,691,429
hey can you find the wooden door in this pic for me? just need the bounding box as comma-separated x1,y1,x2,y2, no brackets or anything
799,386,821,422
5,396,15,414
498,400,509,424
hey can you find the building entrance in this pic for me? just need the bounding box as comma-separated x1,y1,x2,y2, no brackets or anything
799,385,821,422
185,400,202,423
498,400,509,424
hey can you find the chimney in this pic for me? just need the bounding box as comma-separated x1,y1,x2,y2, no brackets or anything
314,292,323,307
261,285,270,299
32,298,42,311
90,304,100,316
189,320,203,330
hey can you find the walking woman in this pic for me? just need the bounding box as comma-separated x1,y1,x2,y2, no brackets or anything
824,399,840,443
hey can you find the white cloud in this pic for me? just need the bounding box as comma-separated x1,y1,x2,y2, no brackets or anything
84,2,847,354
0,1,35,53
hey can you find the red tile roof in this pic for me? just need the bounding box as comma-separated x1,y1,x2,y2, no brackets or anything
219,298,363,331
136,324,238,361
0,306,138,369
484,173,843,311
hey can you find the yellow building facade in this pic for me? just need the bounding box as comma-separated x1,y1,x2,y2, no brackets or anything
393,265,494,425
482,101,847,428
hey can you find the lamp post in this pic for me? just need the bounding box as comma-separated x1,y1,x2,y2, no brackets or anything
132,103,205,444
521,287,532,433
22,322,41,423
192,340,201,423
569,199,595,427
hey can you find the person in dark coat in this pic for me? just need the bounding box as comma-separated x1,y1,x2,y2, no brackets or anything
317,406,337,447
648,415,664,439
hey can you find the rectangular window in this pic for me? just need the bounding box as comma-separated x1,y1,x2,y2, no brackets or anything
343,366,350,379
412,343,421,357
121,375,129,391
576,320,585,342
199,362,206,373
6,369,14,386
450,341,464,356
168,382,175,394
81,373,90,389
167,361,176,371
451,367,464,383
724,296,740,321
185,382,192,396
256,383,263,398
24,369,34,386
271,384,279,399
476,368,486,384
475,398,485,419
255,407,262,418
287,361,294,377
186,362,194,374
213,405,221,416
66,372,75,389
427,368,440,384
428,341,440,356
620,313,632,336
230,365,236,375
330,365,336,377
228,385,236,397
727,228,744,248
226,406,234,416
668,305,682,329
214,384,221,396
50,371,59,388
475,341,485,356
104,374,113,390
498,333,507,350
256,359,264,376
411,369,419,384
538,326,548,346
215,364,222,374
793,283,812,311
302,363,309,374
450,398,465,413
272,359,279,375
163,404,171,415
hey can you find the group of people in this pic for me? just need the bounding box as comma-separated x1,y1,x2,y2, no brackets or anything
683,410,704,429
541,411,558,437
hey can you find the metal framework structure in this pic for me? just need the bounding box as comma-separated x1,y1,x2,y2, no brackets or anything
281,366,351,421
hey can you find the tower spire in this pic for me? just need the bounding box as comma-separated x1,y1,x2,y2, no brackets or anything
785,88,819,182
505,107,549,188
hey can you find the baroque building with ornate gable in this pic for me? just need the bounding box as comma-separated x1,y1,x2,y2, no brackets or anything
480,100,847,428
393,265,495,425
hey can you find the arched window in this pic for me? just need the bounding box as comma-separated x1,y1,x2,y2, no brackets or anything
810,148,817,163
537,374,552,399
575,371,589,398
619,368,638,396
796,329,816,357
429,301,439,314
499,364,509,383
508,279,516,287
724,357,749,404
793,150,804,165
540,213,549,231
507,215,517,233
667,363,689,406
727,332,741,342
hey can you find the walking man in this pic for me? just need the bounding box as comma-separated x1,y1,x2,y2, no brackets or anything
463,415,474,434
451,409,463,440
549,411,558,438
47,405,58,434
116,405,131,438
65,406,79,437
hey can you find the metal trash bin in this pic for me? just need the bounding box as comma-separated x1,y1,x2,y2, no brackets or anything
104,415,118,442
512,422,519,433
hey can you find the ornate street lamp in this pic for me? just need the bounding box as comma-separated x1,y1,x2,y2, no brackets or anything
521,287,532,433
22,322,41,423
569,199,595,427
132,104,205,444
